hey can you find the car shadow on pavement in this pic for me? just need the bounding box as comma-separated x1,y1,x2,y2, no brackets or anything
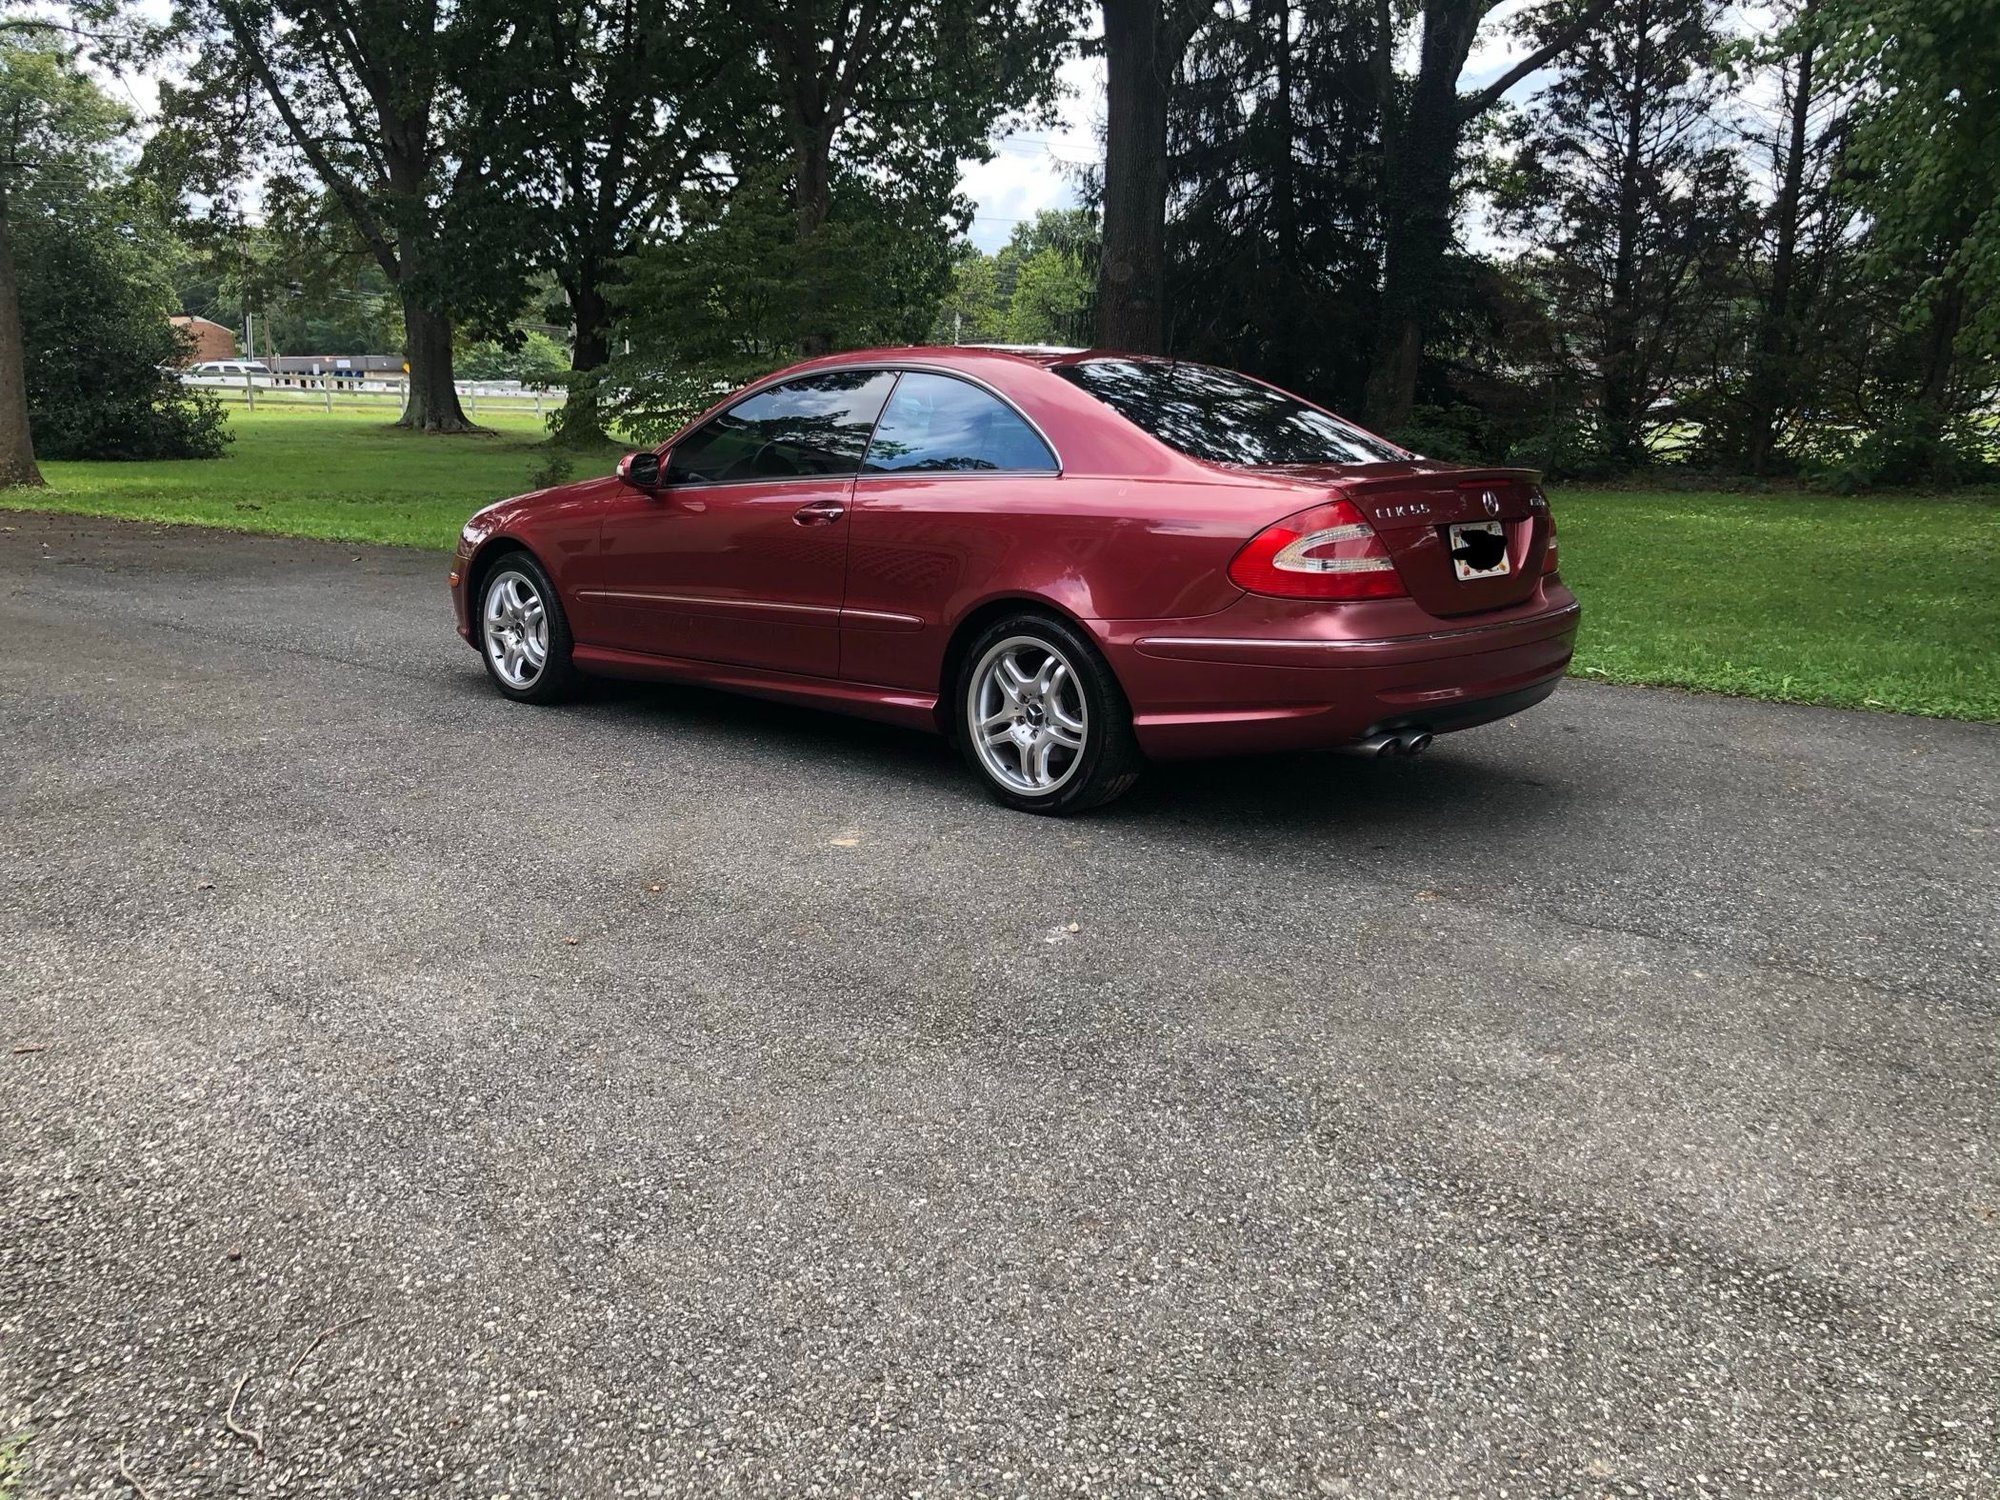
1131,747,1574,845
576,674,959,770
564,672,1576,846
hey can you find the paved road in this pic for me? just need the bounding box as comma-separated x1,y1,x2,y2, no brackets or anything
2,511,1995,1499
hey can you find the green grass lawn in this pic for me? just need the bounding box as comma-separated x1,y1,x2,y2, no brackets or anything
5,407,1996,722
1558,489,1999,721
11,405,625,549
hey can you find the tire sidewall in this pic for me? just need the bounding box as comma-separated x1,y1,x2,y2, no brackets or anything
954,613,1134,815
477,550,575,704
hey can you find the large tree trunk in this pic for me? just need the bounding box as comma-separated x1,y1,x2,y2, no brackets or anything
0,185,43,489
1913,274,1965,436
1361,0,1482,431
794,129,835,357
398,298,477,434
1361,0,1610,430
1271,0,1295,251
1096,0,1173,354
378,125,476,434
1600,5,1651,470
1745,7,1815,477
556,277,613,444
571,283,612,373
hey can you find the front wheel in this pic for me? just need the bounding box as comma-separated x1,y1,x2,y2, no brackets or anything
955,614,1143,815
478,552,579,704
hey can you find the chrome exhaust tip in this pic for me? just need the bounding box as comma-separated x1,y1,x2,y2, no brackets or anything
1397,730,1434,756
1342,733,1402,758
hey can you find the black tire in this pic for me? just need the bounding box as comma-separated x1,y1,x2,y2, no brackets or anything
475,549,581,704
953,611,1143,815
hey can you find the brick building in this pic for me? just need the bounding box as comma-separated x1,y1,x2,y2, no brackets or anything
169,316,237,364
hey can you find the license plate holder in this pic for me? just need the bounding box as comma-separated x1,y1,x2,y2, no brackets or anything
1447,520,1510,581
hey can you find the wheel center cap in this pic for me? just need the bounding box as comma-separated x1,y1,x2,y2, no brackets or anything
1024,701,1045,725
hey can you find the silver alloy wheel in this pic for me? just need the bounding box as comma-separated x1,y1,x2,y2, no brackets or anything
967,634,1089,795
482,568,549,690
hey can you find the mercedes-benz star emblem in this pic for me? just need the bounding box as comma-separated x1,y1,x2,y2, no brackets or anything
1481,490,1501,516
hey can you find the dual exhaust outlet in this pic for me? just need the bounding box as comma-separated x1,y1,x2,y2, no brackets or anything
1345,729,1434,759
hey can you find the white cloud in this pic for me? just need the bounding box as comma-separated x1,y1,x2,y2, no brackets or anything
957,53,1102,253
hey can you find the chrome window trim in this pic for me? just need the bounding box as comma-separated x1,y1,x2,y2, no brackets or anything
1053,355,1410,468
857,368,1063,478
660,361,1066,487
661,473,862,492
662,369,900,490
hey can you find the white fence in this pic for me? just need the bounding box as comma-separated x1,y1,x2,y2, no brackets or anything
179,371,562,421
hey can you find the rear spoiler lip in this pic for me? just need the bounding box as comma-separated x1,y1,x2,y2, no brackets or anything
1327,465,1545,495
1234,462,1546,495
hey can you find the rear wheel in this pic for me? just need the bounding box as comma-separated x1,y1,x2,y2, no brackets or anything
478,552,579,704
955,613,1142,815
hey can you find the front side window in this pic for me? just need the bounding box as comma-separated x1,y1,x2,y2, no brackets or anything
666,370,898,485
1053,359,1406,467
862,372,1057,474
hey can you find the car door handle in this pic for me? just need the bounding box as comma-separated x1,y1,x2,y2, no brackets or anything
793,499,845,526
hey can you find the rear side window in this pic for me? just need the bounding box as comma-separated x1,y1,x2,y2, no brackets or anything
1053,358,1406,467
862,372,1057,474
667,371,898,485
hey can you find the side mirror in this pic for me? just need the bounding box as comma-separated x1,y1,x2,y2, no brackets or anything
617,451,663,490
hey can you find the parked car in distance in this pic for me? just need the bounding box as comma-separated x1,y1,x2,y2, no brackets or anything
185,360,270,379
450,347,1579,814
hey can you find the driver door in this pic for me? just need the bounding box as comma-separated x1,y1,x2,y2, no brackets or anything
586,371,897,677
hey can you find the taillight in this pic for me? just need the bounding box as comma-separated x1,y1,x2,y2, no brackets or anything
1228,499,1407,600
1541,509,1560,575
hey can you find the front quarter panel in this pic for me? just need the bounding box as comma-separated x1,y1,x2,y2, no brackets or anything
455,477,622,644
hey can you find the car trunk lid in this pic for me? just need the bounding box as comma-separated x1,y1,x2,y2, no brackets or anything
1251,463,1551,617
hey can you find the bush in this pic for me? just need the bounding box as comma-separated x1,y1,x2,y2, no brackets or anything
600,167,957,443
1808,410,1999,492
456,330,570,383
1504,414,1621,480
18,204,231,461
1385,403,1625,480
1384,405,1488,464
587,356,747,446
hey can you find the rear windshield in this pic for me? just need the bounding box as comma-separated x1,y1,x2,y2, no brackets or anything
1054,359,1406,467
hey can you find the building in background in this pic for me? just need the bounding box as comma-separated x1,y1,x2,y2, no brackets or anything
169,316,237,364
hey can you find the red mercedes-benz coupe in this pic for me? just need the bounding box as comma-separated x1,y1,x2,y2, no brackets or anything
450,347,1579,814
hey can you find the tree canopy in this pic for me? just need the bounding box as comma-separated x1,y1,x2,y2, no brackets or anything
3,0,1996,486
3,35,226,472
159,0,544,430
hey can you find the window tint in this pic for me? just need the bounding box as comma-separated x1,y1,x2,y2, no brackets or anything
666,371,897,485
861,372,1057,474
1053,359,1406,467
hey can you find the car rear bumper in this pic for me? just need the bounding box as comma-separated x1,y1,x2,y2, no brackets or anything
1099,585,1580,759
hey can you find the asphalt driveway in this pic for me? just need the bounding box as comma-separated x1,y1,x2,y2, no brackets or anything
2,512,1994,1498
